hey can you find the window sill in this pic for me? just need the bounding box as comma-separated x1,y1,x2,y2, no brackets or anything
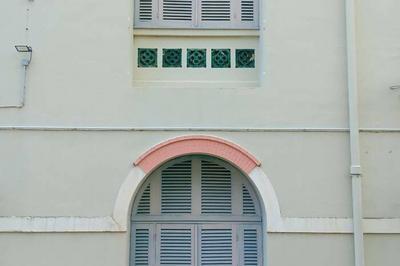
133,80,260,89
133,28,260,37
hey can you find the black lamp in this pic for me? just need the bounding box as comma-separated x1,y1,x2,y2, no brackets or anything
15,45,32,53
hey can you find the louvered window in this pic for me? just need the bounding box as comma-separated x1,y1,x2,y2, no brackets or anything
136,184,150,215
242,184,256,215
134,0,258,28
201,160,232,214
131,155,262,266
200,226,233,265
159,225,194,265
239,225,262,266
161,160,192,214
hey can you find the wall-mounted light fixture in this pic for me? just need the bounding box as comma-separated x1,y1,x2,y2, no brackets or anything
15,45,33,66
13,45,33,108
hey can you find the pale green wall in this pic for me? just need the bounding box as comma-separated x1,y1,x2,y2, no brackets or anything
365,235,400,266
0,0,399,265
0,233,128,266
358,0,400,128
0,0,348,126
0,131,352,217
361,133,400,218
268,234,354,266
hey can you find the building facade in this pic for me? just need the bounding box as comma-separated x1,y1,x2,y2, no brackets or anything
0,0,400,265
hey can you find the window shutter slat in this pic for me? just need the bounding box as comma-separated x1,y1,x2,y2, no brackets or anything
161,160,192,214
201,227,233,265
134,228,150,265
162,0,193,21
242,184,256,215
160,227,193,265
243,228,259,266
139,0,153,21
137,184,151,215
201,160,232,214
201,0,231,21
241,0,254,21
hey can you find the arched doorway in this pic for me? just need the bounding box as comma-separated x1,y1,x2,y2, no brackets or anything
130,155,263,265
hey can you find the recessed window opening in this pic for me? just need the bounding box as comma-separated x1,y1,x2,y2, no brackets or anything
130,155,263,265
132,0,260,88
134,0,259,29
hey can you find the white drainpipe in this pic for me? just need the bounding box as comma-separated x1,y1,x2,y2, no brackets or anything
345,0,365,266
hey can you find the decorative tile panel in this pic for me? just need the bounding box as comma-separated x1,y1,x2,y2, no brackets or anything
163,49,182,68
211,49,231,68
138,48,158,68
236,49,255,68
187,49,206,68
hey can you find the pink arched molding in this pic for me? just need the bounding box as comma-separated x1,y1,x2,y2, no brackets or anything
134,135,261,174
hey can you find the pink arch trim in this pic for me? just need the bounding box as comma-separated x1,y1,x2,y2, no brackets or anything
134,135,261,174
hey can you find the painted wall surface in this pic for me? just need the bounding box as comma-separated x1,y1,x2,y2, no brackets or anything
0,0,348,126
0,233,128,266
0,1,26,106
361,133,400,218
0,0,399,265
268,234,354,266
358,0,400,128
365,235,400,266
0,131,353,218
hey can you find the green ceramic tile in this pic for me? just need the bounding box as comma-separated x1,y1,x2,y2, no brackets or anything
187,49,206,68
138,48,157,68
163,49,182,68
211,49,231,68
236,49,255,68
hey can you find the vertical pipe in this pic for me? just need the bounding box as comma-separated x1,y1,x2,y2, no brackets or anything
344,0,365,265
20,65,28,107
259,0,267,88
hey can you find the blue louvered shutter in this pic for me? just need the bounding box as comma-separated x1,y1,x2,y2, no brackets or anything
158,224,194,265
200,225,233,265
136,184,151,215
131,156,263,266
242,184,256,215
201,160,232,214
161,160,192,214
134,229,149,265
132,224,155,266
240,225,261,266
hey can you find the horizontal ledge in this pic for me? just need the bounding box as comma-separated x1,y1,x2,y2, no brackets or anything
133,81,259,90
133,29,260,37
274,218,353,234
0,216,122,233
1,216,400,234
0,126,399,133
0,105,23,109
